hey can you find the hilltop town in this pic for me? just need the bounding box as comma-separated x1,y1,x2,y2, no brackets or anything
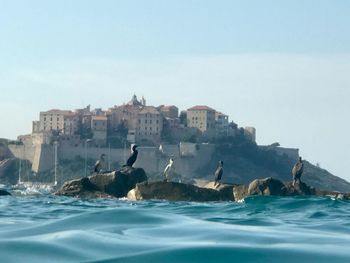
29,94,256,147
1,95,350,192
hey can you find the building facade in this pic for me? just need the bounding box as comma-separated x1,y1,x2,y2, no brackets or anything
91,115,107,145
157,105,179,119
244,127,256,142
215,111,229,136
136,106,163,144
187,105,216,134
37,109,79,135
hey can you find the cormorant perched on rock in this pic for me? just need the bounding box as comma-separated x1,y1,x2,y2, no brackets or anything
292,157,304,186
163,158,174,182
126,144,138,167
214,161,224,187
94,154,106,173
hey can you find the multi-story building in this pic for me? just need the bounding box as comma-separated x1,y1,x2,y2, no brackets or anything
108,94,146,132
244,127,256,142
37,109,79,135
91,115,107,145
157,105,179,119
32,121,40,133
187,105,216,134
136,106,163,144
215,111,229,136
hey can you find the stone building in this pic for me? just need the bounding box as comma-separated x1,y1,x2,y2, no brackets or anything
36,109,79,135
157,105,179,119
215,111,229,136
136,106,163,144
187,105,216,135
108,94,146,132
244,127,256,142
91,115,107,146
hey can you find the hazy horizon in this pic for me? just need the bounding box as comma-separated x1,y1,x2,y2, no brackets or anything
1,1,349,181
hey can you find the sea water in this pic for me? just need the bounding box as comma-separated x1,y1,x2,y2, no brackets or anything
1,190,350,263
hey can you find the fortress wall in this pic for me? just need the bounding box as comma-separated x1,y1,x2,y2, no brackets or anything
259,146,299,161
134,147,159,174
274,147,299,161
8,145,36,162
7,142,216,177
32,144,55,173
58,145,125,162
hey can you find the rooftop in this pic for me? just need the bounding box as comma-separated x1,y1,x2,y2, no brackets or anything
139,106,161,115
188,105,216,111
92,115,107,121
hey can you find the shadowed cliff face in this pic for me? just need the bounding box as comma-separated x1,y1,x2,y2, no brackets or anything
198,137,350,192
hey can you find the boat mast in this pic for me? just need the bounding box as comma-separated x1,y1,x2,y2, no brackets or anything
54,141,58,185
18,159,22,184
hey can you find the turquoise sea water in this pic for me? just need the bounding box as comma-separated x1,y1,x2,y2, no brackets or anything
1,189,350,263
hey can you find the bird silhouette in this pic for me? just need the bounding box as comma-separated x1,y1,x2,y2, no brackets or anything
94,154,106,173
126,144,138,167
292,157,304,186
214,160,224,187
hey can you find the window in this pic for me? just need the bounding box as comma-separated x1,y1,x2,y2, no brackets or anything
150,120,152,124
156,120,159,124
145,120,147,124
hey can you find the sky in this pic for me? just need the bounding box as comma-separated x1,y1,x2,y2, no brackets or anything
0,0,350,180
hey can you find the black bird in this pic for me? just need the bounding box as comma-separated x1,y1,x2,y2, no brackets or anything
94,154,106,173
126,144,138,167
292,157,304,186
214,160,224,187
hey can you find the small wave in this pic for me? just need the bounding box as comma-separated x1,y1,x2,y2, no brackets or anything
1,196,350,262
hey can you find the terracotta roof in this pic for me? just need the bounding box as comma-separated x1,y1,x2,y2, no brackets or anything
139,106,161,115
42,109,73,115
187,105,216,111
92,115,107,121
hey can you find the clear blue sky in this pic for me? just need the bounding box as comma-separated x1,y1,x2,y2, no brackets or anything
1,0,350,180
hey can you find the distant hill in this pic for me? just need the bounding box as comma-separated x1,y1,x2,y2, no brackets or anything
198,135,350,192
302,161,350,192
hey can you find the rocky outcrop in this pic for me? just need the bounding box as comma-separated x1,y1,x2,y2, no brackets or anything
128,181,232,202
202,182,236,201
233,177,327,200
0,189,11,196
55,167,148,198
247,177,288,196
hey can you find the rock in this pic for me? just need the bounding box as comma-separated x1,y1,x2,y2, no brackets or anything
202,182,235,201
247,177,287,196
56,167,148,198
128,181,228,202
315,190,350,200
285,181,316,196
0,189,11,196
233,177,333,201
233,185,248,201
